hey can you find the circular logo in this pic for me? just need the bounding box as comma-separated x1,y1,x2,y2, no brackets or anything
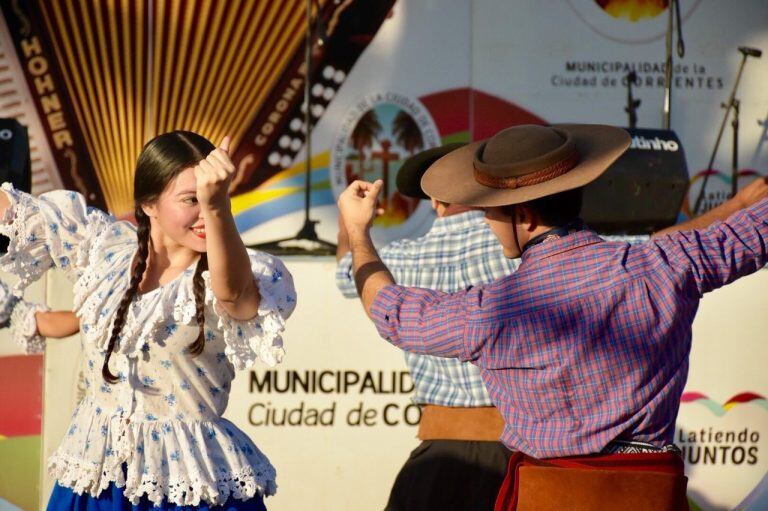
331,92,441,245
564,0,702,44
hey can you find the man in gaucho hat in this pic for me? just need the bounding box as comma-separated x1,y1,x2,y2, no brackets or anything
337,124,768,510
337,144,517,511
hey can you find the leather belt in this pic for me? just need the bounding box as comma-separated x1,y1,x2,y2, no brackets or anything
417,405,505,442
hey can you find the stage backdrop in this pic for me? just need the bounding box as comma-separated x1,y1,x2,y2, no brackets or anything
35,262,768,511
0,0,766,509
3,0,765,245
231,0,768,247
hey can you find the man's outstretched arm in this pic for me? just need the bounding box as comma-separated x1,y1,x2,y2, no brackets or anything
654,175,768,237
651,196,768,297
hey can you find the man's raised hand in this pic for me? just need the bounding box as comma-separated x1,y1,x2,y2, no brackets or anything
337,180,384,235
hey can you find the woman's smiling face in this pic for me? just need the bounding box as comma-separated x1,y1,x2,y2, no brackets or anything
142,166,207,253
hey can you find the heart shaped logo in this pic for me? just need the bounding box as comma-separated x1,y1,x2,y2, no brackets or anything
677,392,768,510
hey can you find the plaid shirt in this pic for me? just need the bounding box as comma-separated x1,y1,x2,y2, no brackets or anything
337,210,516,407
371,199,768,458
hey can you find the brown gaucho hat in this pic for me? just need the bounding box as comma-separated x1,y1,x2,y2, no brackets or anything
421,124,630,207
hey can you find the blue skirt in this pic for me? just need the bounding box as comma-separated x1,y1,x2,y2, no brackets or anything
47,481,267,511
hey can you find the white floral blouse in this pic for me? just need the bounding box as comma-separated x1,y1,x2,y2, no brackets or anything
0,184,297,507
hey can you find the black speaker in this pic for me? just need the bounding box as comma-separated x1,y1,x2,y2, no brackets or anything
0,118,32,252
581,128,688,235
0,118,31,192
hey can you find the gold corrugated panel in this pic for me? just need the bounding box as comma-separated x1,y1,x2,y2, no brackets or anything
37,0,316,215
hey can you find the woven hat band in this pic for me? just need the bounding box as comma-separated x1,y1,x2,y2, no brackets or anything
473,150,580,189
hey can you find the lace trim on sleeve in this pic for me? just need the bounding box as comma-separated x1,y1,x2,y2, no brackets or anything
0,183,51,294
10,300,49,354
0,279,18,325
203,250,296,370
0,184,115,294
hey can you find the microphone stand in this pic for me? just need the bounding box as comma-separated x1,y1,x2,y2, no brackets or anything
692,46,762,215
662,0,684,129
251,0,336,255
624,70,641,129
730,99,740,199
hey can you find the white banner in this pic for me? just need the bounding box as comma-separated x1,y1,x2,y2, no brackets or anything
37,261,768,510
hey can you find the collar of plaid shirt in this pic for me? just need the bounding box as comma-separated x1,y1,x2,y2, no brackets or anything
520,228,604,263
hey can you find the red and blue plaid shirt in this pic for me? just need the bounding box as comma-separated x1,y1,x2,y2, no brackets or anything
371,199,768,458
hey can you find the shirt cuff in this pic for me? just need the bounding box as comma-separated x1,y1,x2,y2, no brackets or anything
369,284,404,345
334,252,358,298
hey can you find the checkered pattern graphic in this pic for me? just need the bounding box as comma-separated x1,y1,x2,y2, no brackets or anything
371,199,768,457
337,211,516,407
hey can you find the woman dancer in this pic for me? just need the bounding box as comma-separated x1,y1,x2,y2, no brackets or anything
0,131,296,510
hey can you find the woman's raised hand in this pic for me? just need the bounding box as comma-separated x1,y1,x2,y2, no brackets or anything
194,136,236,211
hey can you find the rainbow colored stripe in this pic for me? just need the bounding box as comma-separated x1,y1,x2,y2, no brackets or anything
681,168,764,218
681,391,768,416
231,152,335,233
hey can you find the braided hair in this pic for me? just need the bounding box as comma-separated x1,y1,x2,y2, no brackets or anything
102,131,215,383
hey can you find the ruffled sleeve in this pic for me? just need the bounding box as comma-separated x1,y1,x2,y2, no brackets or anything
0,279,18,326
205,249,296,370
9,299,49,354
0,183,114,294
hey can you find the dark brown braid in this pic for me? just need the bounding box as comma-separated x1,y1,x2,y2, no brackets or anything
102,208,150,383
187,253,209,356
